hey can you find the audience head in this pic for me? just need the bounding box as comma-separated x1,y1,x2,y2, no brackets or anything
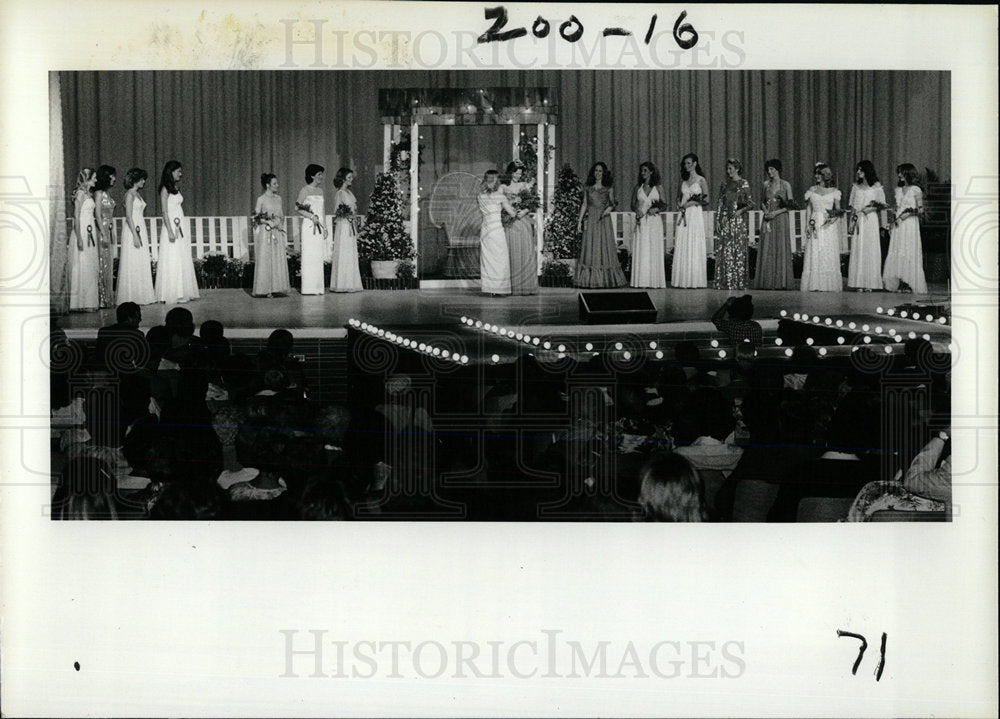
123,167,148,190
266,328,294,357
165,307,196,344
200,320,224,343
211,404,247,447
116,302,142,326
586,162,613,187
315,404,352,447
728,294,754,321
674,341,701,366
903,337,934,369
638,453,706,522
298,478,352,520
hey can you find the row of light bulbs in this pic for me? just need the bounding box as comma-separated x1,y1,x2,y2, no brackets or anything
348,318,469,365
875,306,948,323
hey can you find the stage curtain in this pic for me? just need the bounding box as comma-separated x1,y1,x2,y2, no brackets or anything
59,70,950,218
50,71,68,314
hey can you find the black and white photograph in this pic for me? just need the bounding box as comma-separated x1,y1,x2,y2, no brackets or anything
1,2,996,716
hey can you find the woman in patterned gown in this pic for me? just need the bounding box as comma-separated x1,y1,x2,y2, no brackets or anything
329,167,363,292
68,167,99,311
574,162,626,288
92,165,118,308
479,169,520,296
847,160,886,291
753,159,794,290
115,167,156,305
296,164,328,295
630,161,667,288
801,163,844,292
503,161,538,295
713,159,754,291
882,163,928,294
154,160,200,304
672,153,709,288
252,173,291,297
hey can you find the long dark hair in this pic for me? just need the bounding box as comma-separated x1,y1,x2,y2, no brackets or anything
680,153,703,181
637,161,661,187
585,162,613,187
158,160,182,194
896,163,921,188
855,160,879,186
94,165,117,192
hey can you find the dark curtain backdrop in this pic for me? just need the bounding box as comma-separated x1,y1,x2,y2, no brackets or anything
60,70,949,216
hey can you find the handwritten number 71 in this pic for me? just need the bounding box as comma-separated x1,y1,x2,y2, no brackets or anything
837,630,887,681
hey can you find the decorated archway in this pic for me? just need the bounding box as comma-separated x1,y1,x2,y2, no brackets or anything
378,88,558,283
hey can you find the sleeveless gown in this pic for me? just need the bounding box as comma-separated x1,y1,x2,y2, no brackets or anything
630,185,666,288
574,185,626,288
753,181,794,289
69,194,100,310
478,191,510,294
252,193,291,296
847,183,885,290
329,189,363,292
155,192,200,303
800,189,843,292
672,180,708,288
882,185,928,293
115,193,156,305
96,193,116,308
299,192,326,295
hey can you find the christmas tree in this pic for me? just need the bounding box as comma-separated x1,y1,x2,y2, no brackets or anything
543,164,583,259
358,172,416,261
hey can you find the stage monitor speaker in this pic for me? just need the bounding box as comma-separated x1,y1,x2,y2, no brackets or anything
578,291,657,324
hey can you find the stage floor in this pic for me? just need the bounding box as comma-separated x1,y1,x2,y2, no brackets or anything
59,284,950,336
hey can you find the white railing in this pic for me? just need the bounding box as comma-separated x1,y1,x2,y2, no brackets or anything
77,210,847,262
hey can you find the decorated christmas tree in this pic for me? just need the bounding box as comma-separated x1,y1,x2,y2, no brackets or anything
358,172,416,261
543,164,583,259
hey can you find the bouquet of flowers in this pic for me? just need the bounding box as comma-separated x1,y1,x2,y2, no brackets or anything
295,202,322,235
822,207,847,228
502,184,541,227
334,203,353,220
251,210,285,235
890,205,919,226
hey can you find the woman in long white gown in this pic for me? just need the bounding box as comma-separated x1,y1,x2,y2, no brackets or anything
296,164,328,295
671,153,709,288
115,168,156,305
329,167,363,292
154,160,200,304
846,160,885,291
69,167,100,311
882,163,928,294
801,164,844,292
478,170,520,295
630,161,667,288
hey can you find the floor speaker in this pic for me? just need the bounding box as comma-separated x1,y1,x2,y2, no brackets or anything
578,291,657,324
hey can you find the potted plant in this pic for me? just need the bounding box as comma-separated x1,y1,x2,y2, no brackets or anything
357,171,415,278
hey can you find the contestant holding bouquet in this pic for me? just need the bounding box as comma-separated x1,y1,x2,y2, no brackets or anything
574,161,627,288
251,173,290,297
753,159,794,290
672,153,709,288
502,161,540,295
846,160,886,292
329,167,363,293
714,158,754,290
629,161,667,288
154,160,200,304
479,169,519,296
69,167,100,311
115,168,156,305
882,162,928,294
295,163,328,295
800,163,844,292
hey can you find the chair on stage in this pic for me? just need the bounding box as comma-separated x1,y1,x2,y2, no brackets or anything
428,172,484,279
